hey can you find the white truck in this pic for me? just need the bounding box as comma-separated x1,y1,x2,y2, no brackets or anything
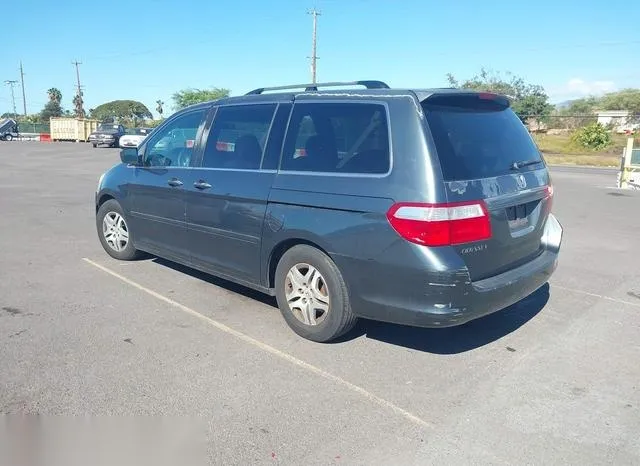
0,118,19,141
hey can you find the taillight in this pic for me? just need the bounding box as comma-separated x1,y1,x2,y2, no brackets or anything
545,184,554,211
386,201,492,247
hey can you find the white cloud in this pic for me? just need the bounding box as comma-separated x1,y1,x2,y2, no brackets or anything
549,78,617,102
566,78,616,95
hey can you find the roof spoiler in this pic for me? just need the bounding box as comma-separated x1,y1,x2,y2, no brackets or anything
421,90,511,108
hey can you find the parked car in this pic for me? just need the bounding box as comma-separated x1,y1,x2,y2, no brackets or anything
89,123,126,148
119,127,154,148
0,118,19,141
95,80,562,342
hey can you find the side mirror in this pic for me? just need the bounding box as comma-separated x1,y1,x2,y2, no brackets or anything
120,147,140,165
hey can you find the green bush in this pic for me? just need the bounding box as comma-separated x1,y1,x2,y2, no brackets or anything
571,123,612,151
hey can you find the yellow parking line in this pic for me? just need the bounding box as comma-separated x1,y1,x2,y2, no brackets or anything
82,257,434,430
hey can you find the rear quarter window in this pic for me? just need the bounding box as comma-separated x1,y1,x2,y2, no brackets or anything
423,95,543,181
281,102,390,174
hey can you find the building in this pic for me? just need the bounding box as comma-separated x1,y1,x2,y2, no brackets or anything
596,110,639,133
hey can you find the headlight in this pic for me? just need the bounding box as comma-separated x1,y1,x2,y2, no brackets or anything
97,172,105,193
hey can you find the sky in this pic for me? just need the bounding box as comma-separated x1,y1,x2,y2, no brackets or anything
2,0,638,119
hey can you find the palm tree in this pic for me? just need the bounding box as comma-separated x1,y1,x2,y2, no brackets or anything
47,88,62,104
156,99,164,119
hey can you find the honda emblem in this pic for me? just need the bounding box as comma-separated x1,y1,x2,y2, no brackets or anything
517,174,527,189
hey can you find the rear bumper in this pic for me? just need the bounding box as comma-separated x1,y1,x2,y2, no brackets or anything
338,213,563,328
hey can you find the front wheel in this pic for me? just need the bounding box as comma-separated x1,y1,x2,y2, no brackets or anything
275,245,357,342
96,199,141,261
4,134,12,141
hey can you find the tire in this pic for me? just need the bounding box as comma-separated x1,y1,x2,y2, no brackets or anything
274,245,357,342
92,143,97,148
5,134,12,141
96,199,141,261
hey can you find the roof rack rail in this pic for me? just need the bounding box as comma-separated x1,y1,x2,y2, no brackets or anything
245,80,390,95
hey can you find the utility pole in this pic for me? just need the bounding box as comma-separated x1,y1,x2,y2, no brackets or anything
72,60,85,117
19,62,27,116
4,80,18,115
307,8,321,83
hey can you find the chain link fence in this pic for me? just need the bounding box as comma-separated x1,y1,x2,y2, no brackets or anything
15,122,50,134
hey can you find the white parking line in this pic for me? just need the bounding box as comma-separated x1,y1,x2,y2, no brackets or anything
82,257,434,430
553,284,640,308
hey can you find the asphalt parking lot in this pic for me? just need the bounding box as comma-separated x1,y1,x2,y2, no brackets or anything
1,142,639,465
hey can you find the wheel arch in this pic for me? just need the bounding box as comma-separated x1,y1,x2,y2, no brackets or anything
95,188,124,214
266,237,332,289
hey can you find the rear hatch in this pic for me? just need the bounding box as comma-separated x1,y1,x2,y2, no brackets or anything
422,92,553,281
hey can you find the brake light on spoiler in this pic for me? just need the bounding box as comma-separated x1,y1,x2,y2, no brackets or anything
387,201,492,246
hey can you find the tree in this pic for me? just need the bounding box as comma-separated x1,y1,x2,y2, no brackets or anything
91,100,153,125
156,99,165,119
598,89,640,124
446,68,553,126
47,88,62,104
598,89,640,113
511,87,554,128
562,97,599,115
172,87,230,110
73,94,85,118
40,88,63,120
1,112,20,119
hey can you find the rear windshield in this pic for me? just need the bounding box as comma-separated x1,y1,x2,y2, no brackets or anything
422,95,543,181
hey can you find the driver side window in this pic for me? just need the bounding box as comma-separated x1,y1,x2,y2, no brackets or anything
142,110,206,167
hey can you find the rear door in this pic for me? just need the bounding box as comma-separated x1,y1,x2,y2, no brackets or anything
422,93,553,281
185,102,289,285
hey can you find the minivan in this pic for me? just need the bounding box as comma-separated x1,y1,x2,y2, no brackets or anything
95,80,563,342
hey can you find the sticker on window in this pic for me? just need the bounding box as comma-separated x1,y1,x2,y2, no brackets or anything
185,139,195,148
216,141,235,152
294,148,307,159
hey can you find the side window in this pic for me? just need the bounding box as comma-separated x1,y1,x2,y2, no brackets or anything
281,102,390,174
202,104,277,170
142,110,206,167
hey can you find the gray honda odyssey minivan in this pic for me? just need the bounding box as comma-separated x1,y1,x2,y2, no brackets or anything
95,80,562,342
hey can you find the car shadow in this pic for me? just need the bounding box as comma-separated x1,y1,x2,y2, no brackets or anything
337,283,551,354
150,257,278,308
148,256,549,355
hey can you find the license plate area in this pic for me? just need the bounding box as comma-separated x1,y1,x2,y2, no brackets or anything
506,200,538,232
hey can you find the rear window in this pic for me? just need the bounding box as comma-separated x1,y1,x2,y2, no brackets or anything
422,95,543,181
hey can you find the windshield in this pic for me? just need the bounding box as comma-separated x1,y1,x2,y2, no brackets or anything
423,95,543,181
97,124,119,132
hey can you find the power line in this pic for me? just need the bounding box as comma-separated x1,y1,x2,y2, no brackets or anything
307,8,321,83
3,80,18,115
19,61,27,116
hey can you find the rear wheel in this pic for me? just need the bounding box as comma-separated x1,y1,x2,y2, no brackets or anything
92,143,97,148
5,134,12,141
275,245,357,342
96,199,140,261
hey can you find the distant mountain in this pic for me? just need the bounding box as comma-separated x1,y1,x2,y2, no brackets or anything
554,99,577,110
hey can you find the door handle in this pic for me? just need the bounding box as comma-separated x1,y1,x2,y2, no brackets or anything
167,178,183,187
193,180,212,190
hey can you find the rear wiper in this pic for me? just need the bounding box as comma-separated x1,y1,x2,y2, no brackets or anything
510,159,542,170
